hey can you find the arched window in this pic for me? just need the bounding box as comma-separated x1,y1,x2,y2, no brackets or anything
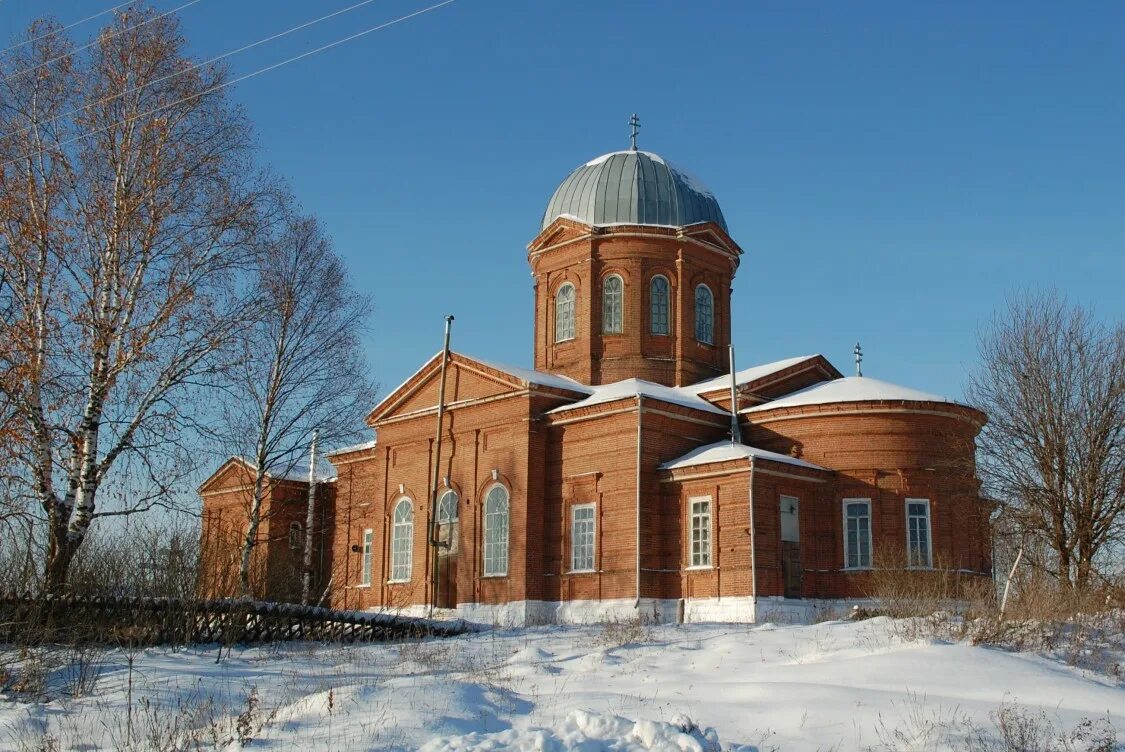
555,283,576,342
602,274,623,334
483,485,509,576
390,498,413,582
694,284,714,345
650,275,670,335
437,489,459,523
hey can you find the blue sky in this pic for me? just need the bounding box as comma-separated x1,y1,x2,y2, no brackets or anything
4,0,1123,404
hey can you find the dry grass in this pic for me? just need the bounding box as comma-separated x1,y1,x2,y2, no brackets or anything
871,694,1118,752
862,553,1125,677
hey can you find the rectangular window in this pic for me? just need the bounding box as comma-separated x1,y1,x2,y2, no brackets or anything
906,498,932,568
360,529,373,585
844,499,872,569
571,503,596,572
689,496,712,568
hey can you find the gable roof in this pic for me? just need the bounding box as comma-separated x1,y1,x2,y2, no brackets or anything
366,350,591,425
546,378,729,416
659,441,829,472
197,455,336,494
743,376,965,414
684,355,821,395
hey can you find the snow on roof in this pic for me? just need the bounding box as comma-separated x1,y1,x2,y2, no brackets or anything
584,150,666,167
370,350,591,419
743,376,965,414
659,441,829,472
547,378,729,416
684,355,820,395
468,355,592,394
550,213,710,231
327,439,377,456
264,455,338,483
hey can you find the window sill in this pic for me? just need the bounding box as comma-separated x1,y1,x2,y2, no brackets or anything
685,565,713,572
481,573,508,579
843,567,873,572
386,579,410,585
568,569,596,575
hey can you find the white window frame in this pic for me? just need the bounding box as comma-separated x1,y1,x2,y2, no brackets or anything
437,489,459,523
360,528,373,586
555,283,576,343
694,284,714,345
905,498,933,569
602,274,623,334
650,275,670,335
687,496,713,569
570,503,596,573
483,484,510,577
389,498,413,583
843,498,872,570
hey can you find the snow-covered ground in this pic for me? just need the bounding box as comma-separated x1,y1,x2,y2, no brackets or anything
2,616,1122,750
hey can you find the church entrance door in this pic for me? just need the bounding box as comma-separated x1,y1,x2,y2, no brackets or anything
435,491,459,609
779,495,802,599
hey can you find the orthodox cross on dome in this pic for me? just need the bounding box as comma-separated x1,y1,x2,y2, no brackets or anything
854,342,864,377
629,113,640,151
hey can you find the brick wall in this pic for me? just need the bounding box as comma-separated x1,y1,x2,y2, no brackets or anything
528,221,741,387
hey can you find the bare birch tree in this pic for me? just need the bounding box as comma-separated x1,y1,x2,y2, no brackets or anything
969,291,1125,590
217,208,374,599
0,9,266,591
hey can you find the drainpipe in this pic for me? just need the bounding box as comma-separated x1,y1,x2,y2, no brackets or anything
748,456,758,619
427,315,454,617
635,394,644,612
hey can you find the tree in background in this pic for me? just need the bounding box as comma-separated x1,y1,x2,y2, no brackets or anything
0,8,267,591
217,206,375,599
969,291,1124,590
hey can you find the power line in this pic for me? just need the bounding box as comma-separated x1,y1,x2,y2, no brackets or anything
0,1,134,56
0,0,459,171
2,0,205,84
0,0,384,143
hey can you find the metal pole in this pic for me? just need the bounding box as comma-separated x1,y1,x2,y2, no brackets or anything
728,344,742,445
428,315,454,617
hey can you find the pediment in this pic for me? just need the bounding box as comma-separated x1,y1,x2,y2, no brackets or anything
366,353,540,426
527,216,594,254
198,457,255,494
680,222,742,257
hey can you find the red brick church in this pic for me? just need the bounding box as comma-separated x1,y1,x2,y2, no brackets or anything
199,139,992,624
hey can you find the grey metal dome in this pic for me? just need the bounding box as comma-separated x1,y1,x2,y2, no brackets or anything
541,150,727,232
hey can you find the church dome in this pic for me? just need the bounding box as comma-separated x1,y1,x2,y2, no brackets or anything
541,149,727,232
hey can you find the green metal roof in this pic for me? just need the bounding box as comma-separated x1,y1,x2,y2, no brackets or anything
541,150,727,232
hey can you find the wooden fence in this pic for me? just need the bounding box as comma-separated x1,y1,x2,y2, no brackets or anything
0,594,474,646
